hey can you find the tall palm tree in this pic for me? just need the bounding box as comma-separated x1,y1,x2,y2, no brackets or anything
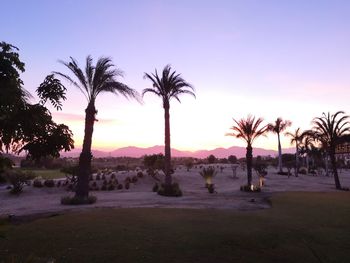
311,111,350,189
55,56,138,201
227,115,268,186
143,65,195,188
285,128,303,177
268,118,292,173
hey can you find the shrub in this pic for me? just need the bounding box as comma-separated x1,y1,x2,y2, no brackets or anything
92,181,97,187
44,179,55,187
137,171,144,178
208,184,215,194
199,167,217,186
277,171,289,176
131,176,138,183
299,167,308,175
125,182,130,190
108,184,115,191
157,183,182,197
111,174,116,179
117,184,123,190
101,185,107,191
61,195,97,205
33,179,44,187
240,185,261,192
56,181,61,187
124,177,131,183
152,183,159,192
5,170,34,194
96,174,101,180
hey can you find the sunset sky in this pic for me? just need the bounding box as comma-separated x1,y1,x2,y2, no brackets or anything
2,0,350,152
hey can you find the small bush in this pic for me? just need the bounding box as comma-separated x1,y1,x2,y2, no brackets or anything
152,183,159,192
33,179,43,188
299,167,308,175
137,171,144,178
5,170,34,194
117,184,123,190
61,195,97,205
158,183,182,197
56,181,61,187
207,184,215,194
101,185,107,191
96,174,101,180
125,182,130,190
125,177,131,183
44,179,55,187
131,176,138,183
200,166,217,186
108,184,115,191
277,171,289,176
240,185,261,192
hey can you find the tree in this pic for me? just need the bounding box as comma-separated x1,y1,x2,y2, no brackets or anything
0,43,73,161
311,111,350,189
207,154,217,164
143,65,195,194
227,115,268,186
299,132,315,173
267,118,292,173
55,56,139,201
285,128,303,177
228,155,237,164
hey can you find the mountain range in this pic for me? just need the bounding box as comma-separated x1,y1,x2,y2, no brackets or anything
61,145,295,159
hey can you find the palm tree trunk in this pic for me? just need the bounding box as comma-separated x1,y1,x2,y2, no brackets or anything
163,102,172,185
246,144,253,186
295,145,299,177
75,101,95,199
306,154,309,174
277,133,283,173
329,149,341,189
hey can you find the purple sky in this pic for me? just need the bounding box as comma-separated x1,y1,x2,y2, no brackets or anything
2,0,350,151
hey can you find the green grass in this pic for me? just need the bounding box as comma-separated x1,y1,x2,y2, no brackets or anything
1,192,350,263
18,168,66,179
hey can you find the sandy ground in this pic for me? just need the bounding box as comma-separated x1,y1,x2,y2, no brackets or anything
1,166,350,217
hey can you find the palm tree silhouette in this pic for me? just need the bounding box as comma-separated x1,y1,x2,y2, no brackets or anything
311,111,350,189
55,56,138,201
143,65,195,188
227,115,268,186
285,128,303,177
268,118,292,173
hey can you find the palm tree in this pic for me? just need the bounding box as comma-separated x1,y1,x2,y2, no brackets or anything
285,128,303,177
311,111,350,189
268,118,292,173
143,65,195,189
299,132,315,173
227,115,268,186
55,56,138,201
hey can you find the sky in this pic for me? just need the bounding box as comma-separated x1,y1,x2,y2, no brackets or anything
1,0,350,152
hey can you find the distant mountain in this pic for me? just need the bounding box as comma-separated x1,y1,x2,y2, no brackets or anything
61,145,295,158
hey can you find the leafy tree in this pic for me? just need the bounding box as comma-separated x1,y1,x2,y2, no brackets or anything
0,42,74,163
311,111,350,189
143,154,165,170
37,74,67,110
227,115,268,186
207,154,217,164
143,65,195,191
55,56,138,201
285,128,303,177
228,155,237,164
268,118,292,173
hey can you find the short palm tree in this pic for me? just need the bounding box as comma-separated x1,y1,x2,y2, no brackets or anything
55,56,138,201
227,115,268,186
143,65,195,189
299,132,315,173
311,111,350,189
268,118,292,173
285,128,303,177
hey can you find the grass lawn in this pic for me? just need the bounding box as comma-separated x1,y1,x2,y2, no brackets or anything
18,169,66,179
1,192,350,263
